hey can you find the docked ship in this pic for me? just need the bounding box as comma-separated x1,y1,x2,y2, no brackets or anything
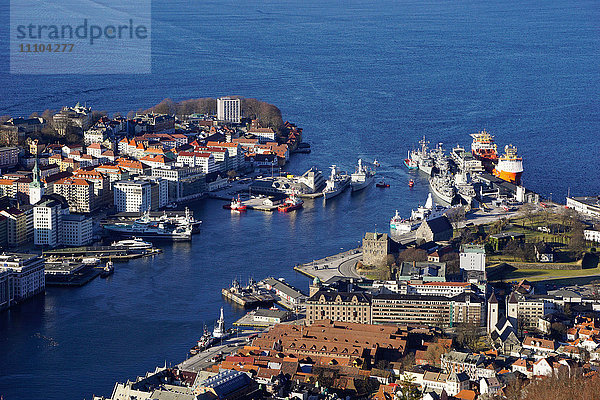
157,208,202,233
410,136,435,175
429,171,456,204
111,237,153,250
103,213,193,241
323,165,350,199
470,130,498,164
350,159,375,191
100,260,114,278
278,192,304,212
454,171,476,205
390,193,448,233
493,144,523,185
430,143,451,172
225,195,247,211
189,308,235,356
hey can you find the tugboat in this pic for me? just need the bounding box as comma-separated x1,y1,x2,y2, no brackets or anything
323,165,351,199
225,195,247,211
404,150,418,170
100,260,114,278
408,179,415,188
376,180,390,188
350,159,375,192
278,192,304,212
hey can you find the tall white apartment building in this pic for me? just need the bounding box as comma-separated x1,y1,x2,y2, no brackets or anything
114,180,152,213
460,244,486,272
217,97,241,124
33,194,93,247
33,196,68,247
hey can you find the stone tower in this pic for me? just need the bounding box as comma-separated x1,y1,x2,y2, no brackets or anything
309,276,322,297
507,292,519,330
487,292,499,334
29,157,44,205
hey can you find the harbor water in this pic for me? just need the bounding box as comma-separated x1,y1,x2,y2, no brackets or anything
1,1,599,399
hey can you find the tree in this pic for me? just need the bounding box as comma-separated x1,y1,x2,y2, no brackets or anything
425,343,445,366
397,248,428,263
569,219,586,254
498,371,600,400
396,375,421,400
226,170,238,180
455,322,481,350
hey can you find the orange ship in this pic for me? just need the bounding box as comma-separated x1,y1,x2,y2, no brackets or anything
493,144,523,185
470,130,498,163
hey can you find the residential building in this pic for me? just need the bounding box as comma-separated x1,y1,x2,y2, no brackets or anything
150,166,206,202
460,244,486,272
61,213,93,246
0,253,45,311
507,291,558,330
248,126,276,143
216,97,241,124
114,180,152,213
33,195,69,247
0,146,19,169
4,117,45,134
53,177,96,213
584,228,600,243
0,206,33,246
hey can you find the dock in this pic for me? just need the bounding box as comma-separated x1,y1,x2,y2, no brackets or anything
43,246,161,261
221,287,276,308
232,308,295,328
294,248,364,282
44,262,101,286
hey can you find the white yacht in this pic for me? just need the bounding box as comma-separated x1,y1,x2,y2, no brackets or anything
111,237,153,250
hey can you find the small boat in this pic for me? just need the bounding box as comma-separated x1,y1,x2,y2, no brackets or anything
376,180,390,188
408,179,415,188
279,192,304,212
404,151,418,170
373,159,380,167
100,260,114,278
82,257,101,266
224,195,247,211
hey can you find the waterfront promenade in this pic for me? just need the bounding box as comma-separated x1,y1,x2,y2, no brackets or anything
178,330,260,372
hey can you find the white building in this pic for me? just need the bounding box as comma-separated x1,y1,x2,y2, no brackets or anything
0,253,45,310
566,196,600,218
176,152,218,174
460,244,486,272
114,180,152,213
61,214,93,246
216,97,241,124
33,196,68,247
584,229,600,243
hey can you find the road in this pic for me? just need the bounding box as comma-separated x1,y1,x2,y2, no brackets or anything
178,330,260,372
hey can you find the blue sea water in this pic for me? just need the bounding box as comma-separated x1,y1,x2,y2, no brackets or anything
0,1,599,399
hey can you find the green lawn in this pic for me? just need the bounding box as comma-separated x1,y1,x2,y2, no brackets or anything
496,265,600,282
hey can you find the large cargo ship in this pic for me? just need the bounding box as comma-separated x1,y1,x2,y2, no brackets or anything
470,130,498,163
493,144,523,185
350,159,375,191
103,213,193,241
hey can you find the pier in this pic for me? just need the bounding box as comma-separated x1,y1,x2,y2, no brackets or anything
294,248,364,282
43,246,161,261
